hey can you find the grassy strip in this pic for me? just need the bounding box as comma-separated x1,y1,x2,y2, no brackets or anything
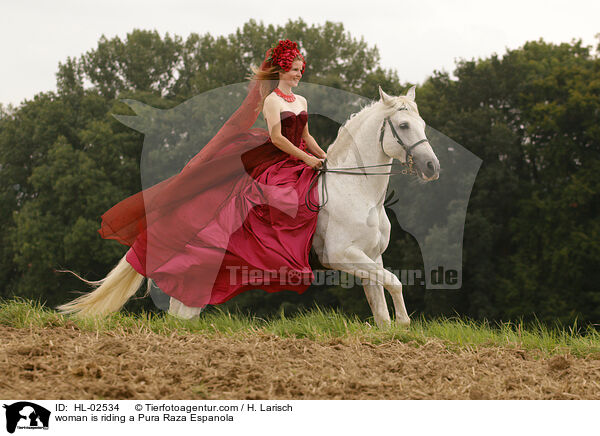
1,297,599,357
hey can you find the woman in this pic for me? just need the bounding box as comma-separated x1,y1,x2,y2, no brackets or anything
255,43,326,171
58,39,327,316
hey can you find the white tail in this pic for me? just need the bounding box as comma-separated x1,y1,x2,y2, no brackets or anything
56,254,146,317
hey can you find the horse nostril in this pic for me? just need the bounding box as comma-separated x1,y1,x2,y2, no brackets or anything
427,161,434,171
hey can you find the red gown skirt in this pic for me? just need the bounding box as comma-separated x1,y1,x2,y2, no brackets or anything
103,110,320,307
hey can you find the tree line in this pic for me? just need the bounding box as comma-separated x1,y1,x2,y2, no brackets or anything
1,19,598,325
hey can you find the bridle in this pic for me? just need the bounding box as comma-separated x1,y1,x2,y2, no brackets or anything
306,107,430,212
379,109,430,175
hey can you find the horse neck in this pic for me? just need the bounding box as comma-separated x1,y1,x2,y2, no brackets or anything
327,102,393,196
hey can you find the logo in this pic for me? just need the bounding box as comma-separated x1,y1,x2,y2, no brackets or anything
3,402,50,434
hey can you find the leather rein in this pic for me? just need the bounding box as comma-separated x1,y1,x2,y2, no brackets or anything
306,108,430,212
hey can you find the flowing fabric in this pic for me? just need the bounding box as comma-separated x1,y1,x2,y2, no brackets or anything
98,56,271,248
98,59,320,307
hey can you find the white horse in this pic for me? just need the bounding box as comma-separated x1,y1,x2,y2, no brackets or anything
311,85,439,328
59,86,439,328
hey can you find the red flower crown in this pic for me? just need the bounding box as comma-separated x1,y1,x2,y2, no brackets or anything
266,39,305,75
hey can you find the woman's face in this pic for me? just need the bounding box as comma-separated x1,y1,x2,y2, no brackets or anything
278,59,303,88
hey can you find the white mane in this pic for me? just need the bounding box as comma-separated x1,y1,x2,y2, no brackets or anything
327,95,419,165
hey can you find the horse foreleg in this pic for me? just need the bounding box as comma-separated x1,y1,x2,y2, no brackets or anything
375,255,410,327
362,283,391,328
330,246,405,328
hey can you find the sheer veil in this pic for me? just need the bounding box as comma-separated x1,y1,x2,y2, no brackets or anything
98,51,275,281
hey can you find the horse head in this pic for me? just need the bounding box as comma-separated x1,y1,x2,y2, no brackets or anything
378,86,440,181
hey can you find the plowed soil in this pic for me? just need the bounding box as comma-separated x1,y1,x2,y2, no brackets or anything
1,325,600,400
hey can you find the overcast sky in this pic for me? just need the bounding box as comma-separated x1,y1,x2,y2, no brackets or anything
1,0,598,107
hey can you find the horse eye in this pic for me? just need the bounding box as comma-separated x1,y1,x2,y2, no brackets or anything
399,123,409,129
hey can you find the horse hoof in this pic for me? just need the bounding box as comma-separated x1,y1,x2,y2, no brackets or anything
374,319,392,329
395,317,411,328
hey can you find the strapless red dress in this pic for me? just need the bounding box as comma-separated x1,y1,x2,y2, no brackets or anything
121,110,320,307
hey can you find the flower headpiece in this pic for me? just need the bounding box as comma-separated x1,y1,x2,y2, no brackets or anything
266,39,305,75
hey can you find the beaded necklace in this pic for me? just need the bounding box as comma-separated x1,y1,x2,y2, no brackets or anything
274,87,296,102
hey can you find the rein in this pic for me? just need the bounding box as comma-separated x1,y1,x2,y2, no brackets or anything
305,108,429,212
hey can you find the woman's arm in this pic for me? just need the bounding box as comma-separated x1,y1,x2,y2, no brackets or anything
301,124,327,159
263,95,323,169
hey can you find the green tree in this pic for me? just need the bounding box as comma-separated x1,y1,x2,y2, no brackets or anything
418,38,600,324
2,23,598,325
0,20,395,316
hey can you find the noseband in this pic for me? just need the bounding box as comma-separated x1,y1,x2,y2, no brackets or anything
306,107,430,212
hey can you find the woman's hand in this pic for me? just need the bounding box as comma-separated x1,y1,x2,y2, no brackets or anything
303,154,325,169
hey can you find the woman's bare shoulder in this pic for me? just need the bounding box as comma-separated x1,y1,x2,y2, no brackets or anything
262,93,282,126
295,94,308,110
264,92,281,107
295,94,307,103
264,93,285,114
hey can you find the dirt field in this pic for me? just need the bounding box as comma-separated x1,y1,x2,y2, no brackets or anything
1,324,600,400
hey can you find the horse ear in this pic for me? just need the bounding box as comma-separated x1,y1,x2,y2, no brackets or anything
406,85,416,101
378,86,395,106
